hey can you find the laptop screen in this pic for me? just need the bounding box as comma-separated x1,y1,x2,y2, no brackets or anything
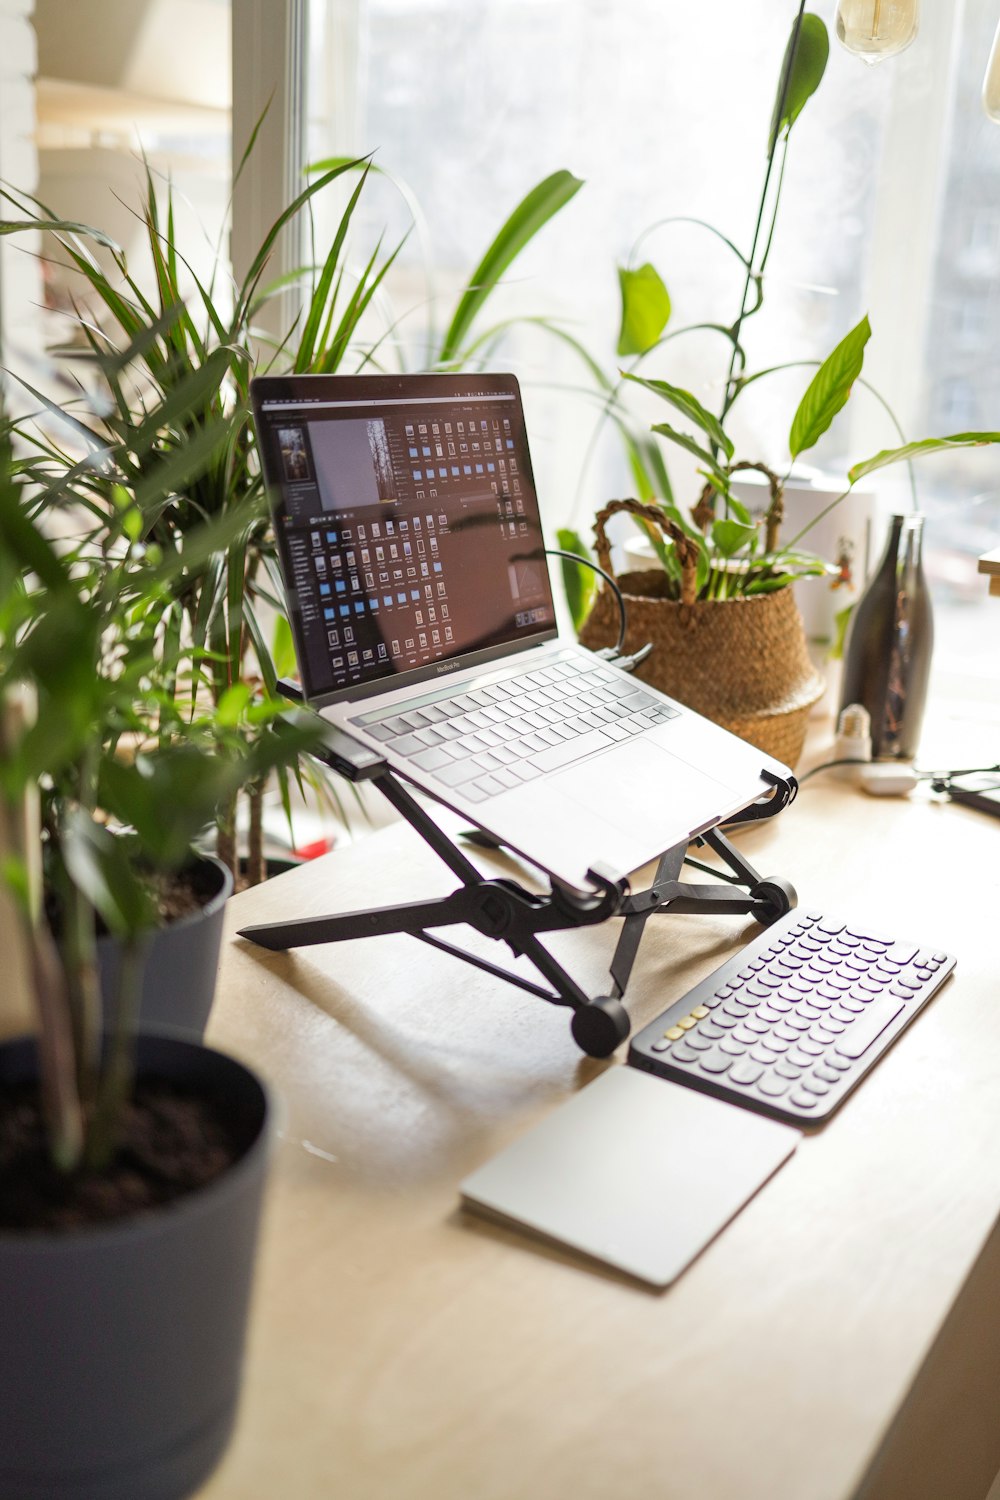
251,373,558,705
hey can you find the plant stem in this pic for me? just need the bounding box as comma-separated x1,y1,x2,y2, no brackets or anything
246,780,266,887
85,936,146,1173
216,788,238,882
720,0,808,426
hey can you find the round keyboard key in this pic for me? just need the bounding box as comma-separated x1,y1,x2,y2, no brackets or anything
789,1089,820,1109
775,1059,802,1080
758,1074,791,1097
698,1022,725,1041
684,1032,713,1052
712,1012,738,1030
719,1036,748,1056
801,1075,831,1096
809,1025,837,1046
668,1045,700,1066
825,1053,852,1072
665,1026,685,1041
699,1049,734,1074
815,1064,842,1084
723,1000,750,1019
729,1060,765,1087
787,1045,819,1068
796,1038,825,1057
750,1043,780,1066
690,1004,710,1020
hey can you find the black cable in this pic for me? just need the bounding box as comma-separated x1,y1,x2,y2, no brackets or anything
797,758,871,784
545,547,627,656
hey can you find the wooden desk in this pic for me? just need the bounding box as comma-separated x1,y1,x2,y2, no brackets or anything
980,548,1000,598
200,776,1000,1500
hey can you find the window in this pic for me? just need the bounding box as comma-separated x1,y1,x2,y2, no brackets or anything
250,0,1000,740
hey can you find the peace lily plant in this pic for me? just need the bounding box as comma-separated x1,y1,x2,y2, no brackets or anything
562,5,1000,624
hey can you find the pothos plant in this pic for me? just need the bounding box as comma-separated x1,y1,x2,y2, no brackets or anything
0,366,322,1175
2,153,581,881
561,5,1000,624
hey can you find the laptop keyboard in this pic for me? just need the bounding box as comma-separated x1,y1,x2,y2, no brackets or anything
350,658,677,803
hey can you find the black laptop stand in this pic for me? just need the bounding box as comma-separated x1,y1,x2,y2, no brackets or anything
238,713,799,1059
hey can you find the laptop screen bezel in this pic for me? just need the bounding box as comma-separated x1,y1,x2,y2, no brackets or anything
250,371,560,709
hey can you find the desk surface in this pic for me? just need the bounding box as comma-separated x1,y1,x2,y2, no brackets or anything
200,770,1000,1500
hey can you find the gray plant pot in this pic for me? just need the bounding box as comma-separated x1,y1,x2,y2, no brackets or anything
97,854,234,1040
0,1033,269,1500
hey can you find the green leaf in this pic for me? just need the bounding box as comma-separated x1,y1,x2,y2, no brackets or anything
712,519,757,558
626,372,734,459
790,314,871,458
0,217,122,251
651,422,731,492
271,613,298,680
555,527,598,632
62,811,155,939
437,170,583,364
848,431,1000,484
769,13,830,153
617,263,671,357
216,682,251,726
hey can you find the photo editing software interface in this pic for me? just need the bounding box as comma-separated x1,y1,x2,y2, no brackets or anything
257,388,556,698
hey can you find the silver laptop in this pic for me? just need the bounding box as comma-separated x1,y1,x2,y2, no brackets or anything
251,372,790,891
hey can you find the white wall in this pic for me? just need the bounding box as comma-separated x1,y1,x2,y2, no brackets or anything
0,0,42,379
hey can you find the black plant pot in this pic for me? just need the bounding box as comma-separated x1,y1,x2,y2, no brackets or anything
97,854,234,1040
0,1033,269,1500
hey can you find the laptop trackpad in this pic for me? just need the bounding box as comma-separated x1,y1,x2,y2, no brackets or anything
550,739,733,828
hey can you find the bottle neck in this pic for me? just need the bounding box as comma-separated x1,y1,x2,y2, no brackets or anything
882,513,924,578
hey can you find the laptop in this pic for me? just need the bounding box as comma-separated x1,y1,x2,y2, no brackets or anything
251,372,790,892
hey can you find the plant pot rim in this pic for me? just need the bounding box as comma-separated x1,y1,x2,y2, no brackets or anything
0,1032,269,1250
156,851,234,936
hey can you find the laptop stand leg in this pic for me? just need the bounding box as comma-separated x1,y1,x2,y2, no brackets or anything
241,727,799,1058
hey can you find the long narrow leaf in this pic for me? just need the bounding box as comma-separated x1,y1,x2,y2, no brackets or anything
650,422,732,493
625,371,734,458
437,170,583,364
848,432,1000,484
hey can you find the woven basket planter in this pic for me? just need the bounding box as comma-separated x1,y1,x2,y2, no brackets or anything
578,500,824,768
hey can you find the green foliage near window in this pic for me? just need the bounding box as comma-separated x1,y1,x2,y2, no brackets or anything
560,6,1000,612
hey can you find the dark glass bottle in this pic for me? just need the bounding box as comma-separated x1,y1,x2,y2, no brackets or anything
838,513,933,759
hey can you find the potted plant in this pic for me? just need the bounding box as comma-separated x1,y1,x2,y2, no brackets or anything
569,7,1000,765
3,154,581,879
0,360,322,1498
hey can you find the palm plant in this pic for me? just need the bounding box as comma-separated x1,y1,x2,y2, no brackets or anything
0,337,321,1174
2,155,582,881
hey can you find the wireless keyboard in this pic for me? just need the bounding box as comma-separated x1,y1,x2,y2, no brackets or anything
628,909,956,1125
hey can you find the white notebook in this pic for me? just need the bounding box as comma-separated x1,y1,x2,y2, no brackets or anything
461,1066,800,1288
